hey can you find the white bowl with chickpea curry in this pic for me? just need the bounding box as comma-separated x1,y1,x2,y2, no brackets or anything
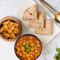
0,16,22,41
14,34,42,60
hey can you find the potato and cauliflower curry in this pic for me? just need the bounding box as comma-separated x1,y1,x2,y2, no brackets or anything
0,20,19,39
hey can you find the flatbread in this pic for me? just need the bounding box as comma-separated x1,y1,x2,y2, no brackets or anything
34,19,53,35
22,4,38,20
45,19,53,35
28,12,45,28
35,27,47,35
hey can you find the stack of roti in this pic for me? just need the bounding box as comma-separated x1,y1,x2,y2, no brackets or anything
22,4,53,35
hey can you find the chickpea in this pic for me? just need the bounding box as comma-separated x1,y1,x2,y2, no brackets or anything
28,58,31,60
22,55,25,58
15,47,18,49
19,52,22,56
26,54,29,57
30,55,33,58
29,52,32,55
20,42,22,44
17,48,21,51
35,50,38,53
29,40,32,42
17,43,19,46
36,41,39,43
36,44,40,47
37,53,40,56
30,37,33,39
31,48,34,51
26,41,29,44
23,51,27,55
21,46,25,51
30,43,34,47
16,51,19,54
23,42,26,45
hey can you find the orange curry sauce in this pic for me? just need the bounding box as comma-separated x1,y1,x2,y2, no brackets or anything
15,35,42,60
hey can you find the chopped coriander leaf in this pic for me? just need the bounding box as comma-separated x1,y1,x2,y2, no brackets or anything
56,48,60,52
28,46,31,49
26,49,30,52
24,43,31,52
24,44,29,48
54,48,60,60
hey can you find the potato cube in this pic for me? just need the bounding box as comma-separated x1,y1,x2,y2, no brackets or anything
0,28,3,33
9,33,15,39
8,22,14,28
13,28,19,34
2,26,8,32
4,33,9,38
3,20,11,25
8,29,12,34
13,23,18,28
2,32,6,36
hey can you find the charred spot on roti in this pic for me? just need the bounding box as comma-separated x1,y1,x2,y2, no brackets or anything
26,17,27,18
39,28,40,29
38,22,39,23
26,10,27,11
30,13,32,15
28,8,29,9
30,18,31,20
34,18,35,19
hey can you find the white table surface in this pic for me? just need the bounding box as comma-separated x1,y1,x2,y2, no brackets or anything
0,0,60,60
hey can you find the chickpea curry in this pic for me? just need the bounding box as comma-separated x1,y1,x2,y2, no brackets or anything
15,35,42,60
0,20,19,39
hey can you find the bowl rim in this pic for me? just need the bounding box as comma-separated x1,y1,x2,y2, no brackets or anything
0,16,22,41
14,34,42,60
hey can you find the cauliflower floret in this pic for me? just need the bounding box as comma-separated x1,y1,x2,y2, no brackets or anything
13,28,19,34
0,28,3,33
3,20,11,25
9,33,15,39
2,25,8,32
